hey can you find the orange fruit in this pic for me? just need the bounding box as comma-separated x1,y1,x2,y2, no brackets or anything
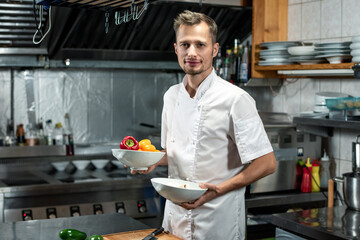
139,139,151,150
142,144,156,152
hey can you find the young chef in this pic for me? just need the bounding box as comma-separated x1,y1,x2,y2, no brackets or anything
132,10,277,240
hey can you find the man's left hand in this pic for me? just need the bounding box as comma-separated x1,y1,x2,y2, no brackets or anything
180,183,220,210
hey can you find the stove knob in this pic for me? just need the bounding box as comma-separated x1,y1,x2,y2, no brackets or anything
46,208,57,219
24,215,33,221
22,210,33,221
72,212,80,217
70,206,81,217
93,204,103,215
115,202,126,214
117,208,125,214
137,200,147,213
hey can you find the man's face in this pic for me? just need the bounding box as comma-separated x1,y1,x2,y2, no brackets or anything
174,22,219,77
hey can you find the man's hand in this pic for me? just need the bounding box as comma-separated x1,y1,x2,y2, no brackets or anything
180,183,220,210
129,164,157,174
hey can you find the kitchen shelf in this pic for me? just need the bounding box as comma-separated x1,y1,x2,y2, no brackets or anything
255,62,354,71
253,62,356,78
293,116,360,137
293,116,360,130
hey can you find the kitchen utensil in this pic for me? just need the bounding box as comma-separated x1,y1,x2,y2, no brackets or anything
142,227,164,240
102,228,182,240
342,208,360,238
334,172,360,211
112,149,164,170
151,178,207,204
353,135,360,175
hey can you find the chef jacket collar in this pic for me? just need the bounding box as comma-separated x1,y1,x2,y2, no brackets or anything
181,68,215,101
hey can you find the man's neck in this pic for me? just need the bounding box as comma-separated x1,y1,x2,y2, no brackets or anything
185,69,212,98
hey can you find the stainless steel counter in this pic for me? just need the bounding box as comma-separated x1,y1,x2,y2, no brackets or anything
0,213,150,240
272,206,360,240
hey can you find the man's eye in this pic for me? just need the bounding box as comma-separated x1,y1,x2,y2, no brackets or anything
198,43,205,47
181,43,189,47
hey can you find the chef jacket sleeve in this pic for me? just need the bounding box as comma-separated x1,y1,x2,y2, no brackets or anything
231,92,273,164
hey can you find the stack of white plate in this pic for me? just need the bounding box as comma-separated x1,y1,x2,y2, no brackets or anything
314,42,352,64
314,92,350,113
258,41,301,66
350,36,360,62
288,45,325,65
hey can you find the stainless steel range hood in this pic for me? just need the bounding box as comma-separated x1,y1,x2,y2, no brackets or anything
0,0,252,61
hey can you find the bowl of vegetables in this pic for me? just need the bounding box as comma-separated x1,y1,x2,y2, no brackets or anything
112,136,164,170
151,178,207,204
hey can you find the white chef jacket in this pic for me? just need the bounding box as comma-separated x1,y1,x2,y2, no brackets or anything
160,69,273,240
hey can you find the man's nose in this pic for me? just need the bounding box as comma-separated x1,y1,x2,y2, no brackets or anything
187,45,197,56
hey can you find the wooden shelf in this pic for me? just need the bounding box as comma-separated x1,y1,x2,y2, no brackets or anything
254,62,354,71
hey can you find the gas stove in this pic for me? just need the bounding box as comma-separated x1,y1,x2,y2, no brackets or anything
0,161,168,227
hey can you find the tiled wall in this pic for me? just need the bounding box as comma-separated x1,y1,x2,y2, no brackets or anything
270,0,360,176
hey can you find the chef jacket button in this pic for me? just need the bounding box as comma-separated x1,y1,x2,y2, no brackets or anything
186,177,190,181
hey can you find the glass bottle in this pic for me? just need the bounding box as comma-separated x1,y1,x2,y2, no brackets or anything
53,122,64,146
45,119,53,145
4,119,16,146
0,127,4,147
16,124,26,146
37,118,46,145
63,113,74,156
214,45,223,77
223,49,232,81
240,45,249,83
25,123,38,146
231,39,240,83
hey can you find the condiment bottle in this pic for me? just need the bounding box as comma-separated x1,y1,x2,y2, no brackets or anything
16,124,26,146
25,123,38,146
311,158,320,192
45,119,53,145
53,123,64,145
301,157,312,193
63,113,74,156
320,150,330,189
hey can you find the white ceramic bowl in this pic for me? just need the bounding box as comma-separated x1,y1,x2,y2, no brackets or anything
315,92,350,106
326,55,351,64
91,159,109,169
151,178,207,204
72,160,90,170
288,46,315,56
112,149,164,170
51,161,69,171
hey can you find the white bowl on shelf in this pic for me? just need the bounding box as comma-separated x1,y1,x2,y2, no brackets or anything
72,160,90,170
151,178,207,204
51,161,69,171
91,159,109,169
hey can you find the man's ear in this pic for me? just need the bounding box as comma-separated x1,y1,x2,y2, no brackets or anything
212,42,219,58
174,43,178,55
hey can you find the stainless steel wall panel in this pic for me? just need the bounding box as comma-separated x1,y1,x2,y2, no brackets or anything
112,70,135,142
0,70,11,131
88,70,112,143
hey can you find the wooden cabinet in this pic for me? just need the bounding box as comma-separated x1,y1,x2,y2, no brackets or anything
251,0,355,79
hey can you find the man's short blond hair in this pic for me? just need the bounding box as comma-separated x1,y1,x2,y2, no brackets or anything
173,10,218,44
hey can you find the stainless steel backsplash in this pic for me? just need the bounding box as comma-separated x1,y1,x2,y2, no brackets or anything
0,69,181,147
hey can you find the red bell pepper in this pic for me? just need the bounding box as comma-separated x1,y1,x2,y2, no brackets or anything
120,136,139,150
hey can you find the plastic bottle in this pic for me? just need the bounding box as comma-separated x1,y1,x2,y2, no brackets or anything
45,119,53,146
240,45,249,83
214,45,223,77
320,150,331,189
301,157,312,193
311,158,320,192
53,123,64,145
63,113,74,156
